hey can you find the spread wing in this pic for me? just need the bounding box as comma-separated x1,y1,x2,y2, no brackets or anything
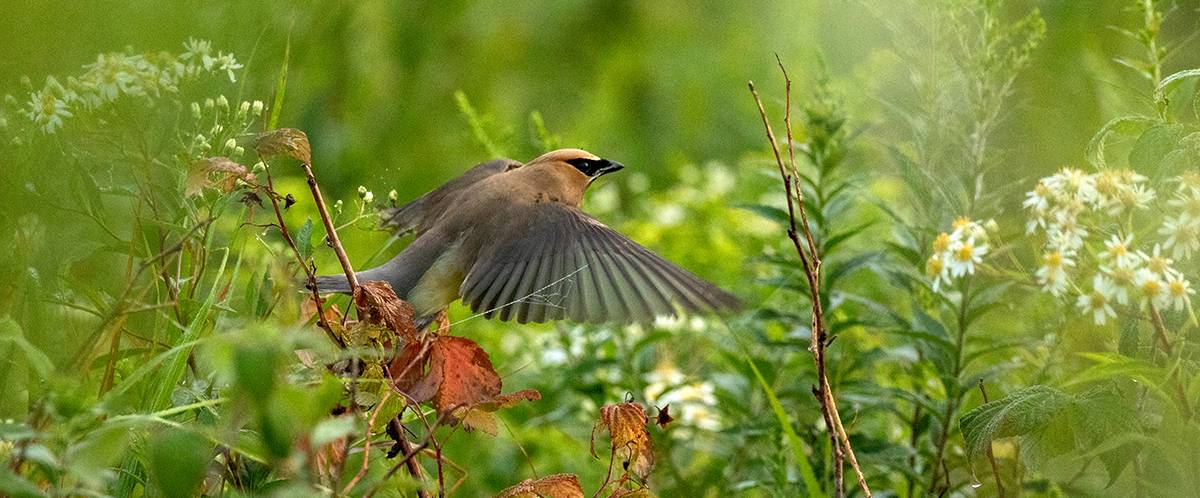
381,158,523,236
459,202,740,324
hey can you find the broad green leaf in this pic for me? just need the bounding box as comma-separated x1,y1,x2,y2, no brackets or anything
959,385,1071,461
295,218,314,261
149,429,213,497
1086,115,1156,168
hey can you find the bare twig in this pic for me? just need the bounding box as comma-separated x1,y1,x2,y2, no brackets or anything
299,161,359,292
978,380,1005,497
343,391,393,495
750,62,872,497
748,64,873,496
257,161,344,348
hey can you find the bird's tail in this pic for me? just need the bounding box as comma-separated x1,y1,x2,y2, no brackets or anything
309,274,353,294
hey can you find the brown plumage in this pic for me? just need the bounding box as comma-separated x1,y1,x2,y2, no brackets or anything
315,149,740,324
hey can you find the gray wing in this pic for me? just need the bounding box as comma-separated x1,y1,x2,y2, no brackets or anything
381,158,523,236
459,202,740,324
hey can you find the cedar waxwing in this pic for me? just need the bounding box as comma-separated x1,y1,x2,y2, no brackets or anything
314,149,740,325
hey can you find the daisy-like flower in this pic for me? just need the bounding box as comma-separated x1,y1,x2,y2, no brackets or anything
1167,186,1200,218
947,238,987,277
1035,249,1074,296
82,52,138,102
23,87,72,133
1076,274,1117,325
1047,167,1099,204
1165,273,1194,312
1160,214,1200,260
1102,234,1138,269
181,38,215,73
1023,181,1053,211
213,52,242,82
1135,268,1170,309
1139,244,1174,276
926,254,950,292
1046,217,1087,251
1100,263,1137,305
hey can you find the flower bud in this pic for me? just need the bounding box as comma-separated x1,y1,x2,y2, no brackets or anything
239,101,250,114
234,146,245,157
363,191,374,204
388,189,398,203
216,95,229,109
223,138,237,151
190,101,202,119
204,98,215,109
251,100,264,116
357,185,368,198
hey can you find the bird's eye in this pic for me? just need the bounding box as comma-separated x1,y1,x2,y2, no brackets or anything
566,158,601,175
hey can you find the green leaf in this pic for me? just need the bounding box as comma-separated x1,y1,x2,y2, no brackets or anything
744,357,823,498
0,469,45,498
267,33,290,131
1129,124,1189,177
310,415,357,447
149,429,213,497
0,317,52,378
295,218,314,261
959,385,1072,461
735,203,789,226
1085,115,1156,168
1155,68,1200,104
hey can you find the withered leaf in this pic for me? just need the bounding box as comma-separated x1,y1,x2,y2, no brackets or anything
458,389,542,435
186,156,256,196
354,280,417,341
394,335,540,433
496,473,585,498
255,128,312,164
591,402,655,482
655,405,674,428
387,340,431,395
608,487,654,498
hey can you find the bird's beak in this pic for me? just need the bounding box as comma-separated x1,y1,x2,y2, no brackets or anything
596,159,624,176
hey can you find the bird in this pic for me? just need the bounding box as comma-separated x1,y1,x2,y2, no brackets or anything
313,148,740,326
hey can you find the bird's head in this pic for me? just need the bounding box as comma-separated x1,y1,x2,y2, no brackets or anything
529,148,624,185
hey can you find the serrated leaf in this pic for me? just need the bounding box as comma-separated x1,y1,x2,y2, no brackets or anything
255,128,311,164
295,218,313,261
959,385,1071,461
497,473,585,498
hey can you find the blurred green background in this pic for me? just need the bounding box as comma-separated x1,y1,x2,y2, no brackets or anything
3,1,1200,496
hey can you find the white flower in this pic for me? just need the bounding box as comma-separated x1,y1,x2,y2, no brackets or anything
213,52,242,82
1102,234,1138,269
1165,273,1193,312
1100,263,1137,305
1036,249,1074,296
1160,215,1200,260
926,254,951,292
23,87,72,133
1135,268,1170,309
1139,244,1174,277
1023,181,1052,211
363,191,374,204
251,100,264,116
947,238,987,277
1075,274,1116,325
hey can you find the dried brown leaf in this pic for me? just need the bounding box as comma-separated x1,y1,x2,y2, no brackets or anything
255,128,312,164
655,404,674,428
354,280,417,341
496,473,585,498
457,389,542,435
387,340,430,395
186,156,256,196
608,487,654,498
591,402,654,481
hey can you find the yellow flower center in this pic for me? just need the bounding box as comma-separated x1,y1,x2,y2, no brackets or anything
925,256,944,277
1143,280,1162,295
1089,291,1107,307
1044,251,1062,268
952,217,971,232
1169,280,1188,297
1148,257,1169,273
955,244,975,263
933,233,951,252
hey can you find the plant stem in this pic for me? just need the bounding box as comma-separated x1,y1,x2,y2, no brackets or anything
750,69,872,498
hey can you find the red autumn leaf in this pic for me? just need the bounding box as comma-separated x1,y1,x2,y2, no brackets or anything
496,473,585,498
591,402,655,481
387,340,430,394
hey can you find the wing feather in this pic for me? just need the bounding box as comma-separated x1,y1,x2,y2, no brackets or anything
459,203,739,324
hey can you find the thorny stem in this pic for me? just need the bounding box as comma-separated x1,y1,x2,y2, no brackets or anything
750,71,872,498
978,380,1005,497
